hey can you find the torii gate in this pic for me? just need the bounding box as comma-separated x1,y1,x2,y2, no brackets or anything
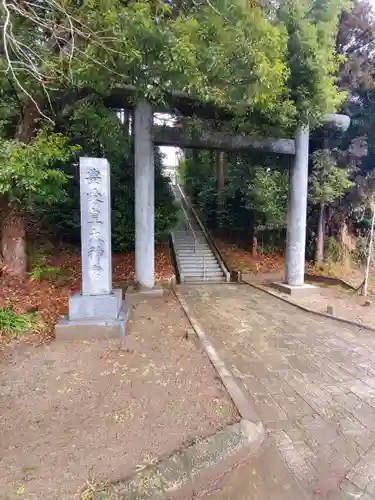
56,97,350,340
132,99,349,292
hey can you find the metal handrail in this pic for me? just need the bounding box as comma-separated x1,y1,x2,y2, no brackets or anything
180,203,198,254
180,201,206,280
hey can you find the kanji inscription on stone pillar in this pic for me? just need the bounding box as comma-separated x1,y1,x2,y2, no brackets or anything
80,157,112,296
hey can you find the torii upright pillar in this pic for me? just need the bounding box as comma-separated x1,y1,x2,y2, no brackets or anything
279,114,350,294
274,123,315,295
134,100,155,290
285,124,310,287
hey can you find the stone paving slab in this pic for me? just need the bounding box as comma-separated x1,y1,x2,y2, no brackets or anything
178,284,375,499
199,437,306,500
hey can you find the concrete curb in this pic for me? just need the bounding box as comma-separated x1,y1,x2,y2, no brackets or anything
91,421,263,500
244,279,375,333
304,273,356,291
173,288,263,427
87,285,265,499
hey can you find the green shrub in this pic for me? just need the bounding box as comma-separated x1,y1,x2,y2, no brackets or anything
324,236,342,263
0,305,37,338
351,237,367,266
29,264,64,281
28,240,56,268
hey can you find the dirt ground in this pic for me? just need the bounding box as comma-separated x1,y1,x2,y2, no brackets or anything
0,293,237,500
0,244,174,341
214,238,284,275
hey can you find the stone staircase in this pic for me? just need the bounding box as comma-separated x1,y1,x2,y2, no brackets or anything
171,186,229,283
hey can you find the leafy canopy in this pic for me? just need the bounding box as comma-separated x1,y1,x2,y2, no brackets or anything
336,0,375,90
309,149,353,204
0,130,78,209
1,0,292,121
277,0,350,126
246,167,288,230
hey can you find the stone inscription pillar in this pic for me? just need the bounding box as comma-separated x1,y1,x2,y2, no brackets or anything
55,157,128,340
80,157,112,295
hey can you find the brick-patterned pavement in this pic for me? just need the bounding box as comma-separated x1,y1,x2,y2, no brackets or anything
179,284,375,499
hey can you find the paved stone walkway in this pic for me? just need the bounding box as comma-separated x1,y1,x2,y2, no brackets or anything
255,279,375,331
179,284,375,499
199,438,306,499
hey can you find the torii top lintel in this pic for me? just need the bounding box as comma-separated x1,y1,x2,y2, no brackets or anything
105,88,350,155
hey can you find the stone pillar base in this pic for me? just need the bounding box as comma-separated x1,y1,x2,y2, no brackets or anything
271,282,316,296
55,289,129,340
125,282,165,298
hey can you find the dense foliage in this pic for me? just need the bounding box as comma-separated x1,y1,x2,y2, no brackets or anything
277,0,348,126
181,1,375,265
309,150,353,205
0,0,294,121
0,130,76,210
183,150,289,249
34,103,177,251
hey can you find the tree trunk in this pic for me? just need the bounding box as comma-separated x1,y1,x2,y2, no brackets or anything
123,109,130,136
15,98,39,143
215,151,225,228
2,204,26,278
0,198,4,274
192,149,200,165
1,97,39,277
209,150,214,173
216,151,225,193
363,203,375,296
315,200,325,264
252,236,258,258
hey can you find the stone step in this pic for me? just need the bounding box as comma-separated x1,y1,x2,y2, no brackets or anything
181,268,222,275
183,270,224,277
179,256,216,261
172,223,227,283
180,262,217,271
177,250,212,256
180,262,218,267
182,267,223,273
174,235,204,240
178,255,214,260
174,236,204,241
175,244,210,249
174,232,204,237
175,243,208,248
174,229,203,233
176,240,209,244
179,257,215,263
174,233,204,238
177,248,212,253
178,255,217,264
184,276,226,282
179,255,216,260
180,262,220,268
